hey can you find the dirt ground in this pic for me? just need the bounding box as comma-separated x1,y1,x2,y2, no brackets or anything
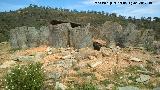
0,42,160,90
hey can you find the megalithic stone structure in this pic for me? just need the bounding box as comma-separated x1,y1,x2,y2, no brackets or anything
10,26,50,49
49,23,70,48
10,20,92,49
49,20,92,49
69,23,92,49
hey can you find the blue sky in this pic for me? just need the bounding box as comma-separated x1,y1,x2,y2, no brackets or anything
0,0,159,19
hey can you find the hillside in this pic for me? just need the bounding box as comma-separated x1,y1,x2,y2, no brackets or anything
0,4,160,42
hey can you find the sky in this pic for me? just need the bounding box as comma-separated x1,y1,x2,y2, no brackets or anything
0,0,159,19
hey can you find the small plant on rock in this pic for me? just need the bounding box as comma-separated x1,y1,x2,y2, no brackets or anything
4,62,44,90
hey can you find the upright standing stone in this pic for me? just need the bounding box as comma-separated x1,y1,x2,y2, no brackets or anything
69,24,92,49
26,27,39,48
16,26,28,49
49,23,70,48
39,26,49,45
10,29,19,49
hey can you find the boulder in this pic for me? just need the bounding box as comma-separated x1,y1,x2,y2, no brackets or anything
88,61,102,68
47,72,61,80
100,47,112,56
118,86,139,90
13,56,35,62
55,82,67,90
136,74,150,83
153,87,160,90
54,59,77,69
130,57,142,62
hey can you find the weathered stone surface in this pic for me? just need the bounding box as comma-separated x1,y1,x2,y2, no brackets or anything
10,29,19,49
130,57,142,62
10,26,50,49
69,23,92,49
35,52,45,62
88,61,102,68
16,26,28,49
118,86,139,90
39,26,49,45
48,72,61,80
9,22,91,50
49,23,70,48
152,41,160,54
54,59,77,69
100,47,112,56
136,74,150,83
0,61,16,69
100,21,126,48
55,82,67,90
27,27,39,48
101,21,123,42
13,56,35,62
153,87,160,90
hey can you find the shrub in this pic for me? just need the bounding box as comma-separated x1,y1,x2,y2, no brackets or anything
70,82,98,90
79,82,98,90
4,62,44,90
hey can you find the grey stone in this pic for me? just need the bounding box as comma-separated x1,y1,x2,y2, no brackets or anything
130,57,142,62
49,23,70,48
152,41,160,54
0,61,16,69
88,61,102,68
55,82,67,90
48,72,61,80
118,86,139,90
35,52,45,62
55,59,77,69
26,27,39,48
153,87,160,90
16,26,28,49
136,74,150,83
49,23,92,49
39,26,49,45
14,56,35,62
10,29,19,49
69,23,92,49
10,26,50,49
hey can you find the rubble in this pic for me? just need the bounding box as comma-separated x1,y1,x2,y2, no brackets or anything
88,61,102,68
136,74,150,83
55,82,67,90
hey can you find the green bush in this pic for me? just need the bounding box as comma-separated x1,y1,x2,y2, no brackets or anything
69,82,98,90
4,62,44,90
